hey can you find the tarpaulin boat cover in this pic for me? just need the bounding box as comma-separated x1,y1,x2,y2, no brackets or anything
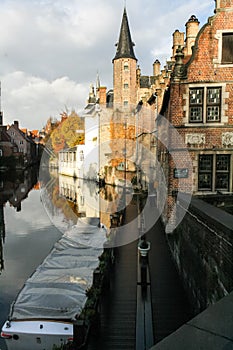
9,218,107,321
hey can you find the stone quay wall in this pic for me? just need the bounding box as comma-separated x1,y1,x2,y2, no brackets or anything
167,194,233,315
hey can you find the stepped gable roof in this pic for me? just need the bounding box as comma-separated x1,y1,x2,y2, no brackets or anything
113,8,137,61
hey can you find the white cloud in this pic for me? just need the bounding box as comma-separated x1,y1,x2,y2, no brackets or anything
0,0,216,130
2,72,88,129
132,0,215,72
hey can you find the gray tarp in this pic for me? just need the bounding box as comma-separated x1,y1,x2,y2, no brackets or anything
10,219,107,321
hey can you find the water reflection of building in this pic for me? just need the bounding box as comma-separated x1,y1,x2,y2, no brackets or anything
0,204,5,273
58,174,120,230
59,175,100,219
0,169,38,212
0,168,38,272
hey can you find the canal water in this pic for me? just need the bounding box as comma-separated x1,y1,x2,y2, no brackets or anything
0,167,123,350
0,168,63,350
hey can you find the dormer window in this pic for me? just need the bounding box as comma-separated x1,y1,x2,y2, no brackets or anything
214,30,233,66
222,33,233,64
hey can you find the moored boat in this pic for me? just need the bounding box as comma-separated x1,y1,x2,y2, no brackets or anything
1,218,107,350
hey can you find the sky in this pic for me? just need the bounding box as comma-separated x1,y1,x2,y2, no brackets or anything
0,0,215,130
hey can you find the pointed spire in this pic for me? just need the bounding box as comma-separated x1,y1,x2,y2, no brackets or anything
113,8,137,61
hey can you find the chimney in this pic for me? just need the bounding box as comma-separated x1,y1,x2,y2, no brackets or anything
172,30,184,60
14,120,19,128
153,59,161,76
98,86,107,105
0,111,3,126
14,120,19,129
185,15,199,56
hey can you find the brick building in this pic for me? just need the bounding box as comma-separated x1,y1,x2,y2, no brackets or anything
112,8,172,114
92,8,172,187
73,3,232,201
159,0,233,227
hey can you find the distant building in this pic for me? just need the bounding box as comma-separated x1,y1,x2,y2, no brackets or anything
0,125,14,158
59,102,100,180
6,121,37,167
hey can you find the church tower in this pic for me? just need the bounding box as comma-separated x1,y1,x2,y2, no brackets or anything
113,8,137,107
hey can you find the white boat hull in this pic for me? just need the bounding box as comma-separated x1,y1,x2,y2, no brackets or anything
1,217,106,349
1,320,73,350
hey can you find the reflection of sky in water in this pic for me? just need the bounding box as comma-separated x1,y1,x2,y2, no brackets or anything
5,190,53,235
3,191,62,289
0,189,63,350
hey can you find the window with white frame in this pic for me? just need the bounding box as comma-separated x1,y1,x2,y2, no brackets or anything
198,154,230,191
189,87,221,123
